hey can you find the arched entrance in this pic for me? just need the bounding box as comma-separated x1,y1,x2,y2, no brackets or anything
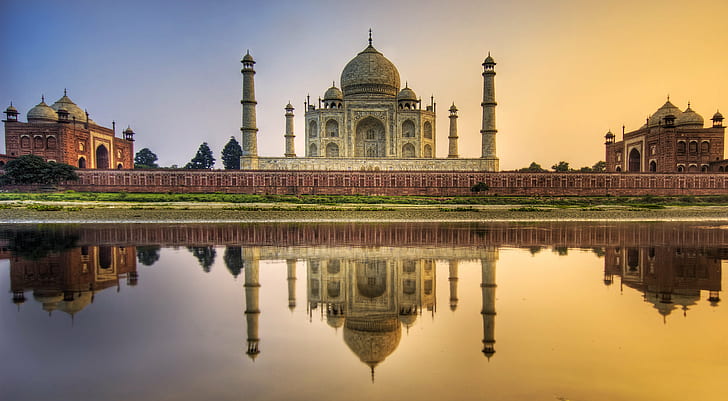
96,145,109,169
78,157,86,168
649,160,656,172
423,144,433,158
355,261,387,298
325,142,339,157
628,148,641,172
402,143,415,158
355,117,385,157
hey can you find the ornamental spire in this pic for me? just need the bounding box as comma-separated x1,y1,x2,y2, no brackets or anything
368,29,372,46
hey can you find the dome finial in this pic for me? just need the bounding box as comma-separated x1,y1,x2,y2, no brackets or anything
667,94,670,102
332,80,335,87
64,88,67,96
41,94,45,103
368,28,372,46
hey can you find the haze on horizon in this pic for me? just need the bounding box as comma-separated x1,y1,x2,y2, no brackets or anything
2,0,727,170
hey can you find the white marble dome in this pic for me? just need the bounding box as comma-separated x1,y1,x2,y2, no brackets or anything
340,44,401,98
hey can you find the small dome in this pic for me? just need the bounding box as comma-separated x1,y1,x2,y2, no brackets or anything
285,102,294,109
5,103,18,113
483,53,496,65
51,92,94,124
398,313,417,327
323,85,343,101
605,130,615,138
27,98,58,122
449,103,458,113
676,105,704,127
341,44,400,98
713,110,723,120
58,291,93,315
648,99,682,127
123,126,135,134
326,314,345,329
397,86,417,102
242,51,254,62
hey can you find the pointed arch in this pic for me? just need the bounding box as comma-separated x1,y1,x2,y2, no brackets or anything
96,144,109,169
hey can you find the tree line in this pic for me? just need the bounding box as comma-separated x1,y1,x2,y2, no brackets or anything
517,160,606,173
134,137,243,170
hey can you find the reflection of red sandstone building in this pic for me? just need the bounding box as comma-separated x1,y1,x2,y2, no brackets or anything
605,99,726,173
2,91,135,169
6,246,137,316
603,246,723,321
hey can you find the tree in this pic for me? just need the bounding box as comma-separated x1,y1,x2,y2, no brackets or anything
470,182,489,193
518,162,546,172
224,246,244,278
188,246,216,273
551,161,571,172
0,155,78,186
591,161,606,172
185,142,215,169
137,246,161,266
221,137,243,170
134,148,159,168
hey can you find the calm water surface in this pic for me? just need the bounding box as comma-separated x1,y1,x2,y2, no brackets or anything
1,222,726,401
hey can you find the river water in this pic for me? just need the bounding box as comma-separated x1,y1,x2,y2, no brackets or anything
1,222,726,401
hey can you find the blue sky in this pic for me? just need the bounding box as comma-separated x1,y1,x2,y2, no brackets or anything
3,0,728,169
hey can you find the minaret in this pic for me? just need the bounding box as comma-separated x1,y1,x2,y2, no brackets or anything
240,51,259,169
243,248,261,360
448,260,459,310
284,103,296,157
287,259,297,310
480,248,498,359
480,53,499,169
448,103,459,158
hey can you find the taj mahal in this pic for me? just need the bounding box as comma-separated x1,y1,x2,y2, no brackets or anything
239,32,500,171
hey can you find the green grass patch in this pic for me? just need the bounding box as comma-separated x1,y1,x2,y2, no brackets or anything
26,204,64,211
1,192,728,207
508,207,549,212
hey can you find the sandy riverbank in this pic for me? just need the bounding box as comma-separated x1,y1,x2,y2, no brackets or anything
1,201,727,223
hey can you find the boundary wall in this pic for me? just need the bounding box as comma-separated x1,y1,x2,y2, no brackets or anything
61,170,728,196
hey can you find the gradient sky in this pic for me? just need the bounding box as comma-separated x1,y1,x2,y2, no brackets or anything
2,0,727,170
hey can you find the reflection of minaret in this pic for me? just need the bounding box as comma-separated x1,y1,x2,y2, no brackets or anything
287,259,297,311
448,261,459,310
243,249,261,360
481,249,498,359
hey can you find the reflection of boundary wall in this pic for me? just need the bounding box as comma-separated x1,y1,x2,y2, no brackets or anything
65,170,728,196
17,222,728,249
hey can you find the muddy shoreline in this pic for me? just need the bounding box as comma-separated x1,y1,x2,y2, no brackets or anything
1,202,727,223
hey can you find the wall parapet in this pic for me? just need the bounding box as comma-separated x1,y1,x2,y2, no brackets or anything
59,170,728,196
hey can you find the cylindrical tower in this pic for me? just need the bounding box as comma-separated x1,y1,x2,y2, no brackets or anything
284,103,296,157
448,260,459,310
480,248,498,359
240,51,259,168
243,249,261,360
286,259,297,310
480,53,499,165
448,103,459,158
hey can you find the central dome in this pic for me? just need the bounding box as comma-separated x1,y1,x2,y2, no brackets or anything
340,44,400,98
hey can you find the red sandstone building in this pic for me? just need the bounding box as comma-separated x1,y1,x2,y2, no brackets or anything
1,91,135,169
605,99,726,173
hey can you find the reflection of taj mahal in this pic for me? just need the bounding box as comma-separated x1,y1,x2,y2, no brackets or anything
238,247,500,376
307,258,435,376
240,32,500,171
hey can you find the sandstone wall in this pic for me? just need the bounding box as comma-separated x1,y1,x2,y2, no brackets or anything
64,170,728,196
